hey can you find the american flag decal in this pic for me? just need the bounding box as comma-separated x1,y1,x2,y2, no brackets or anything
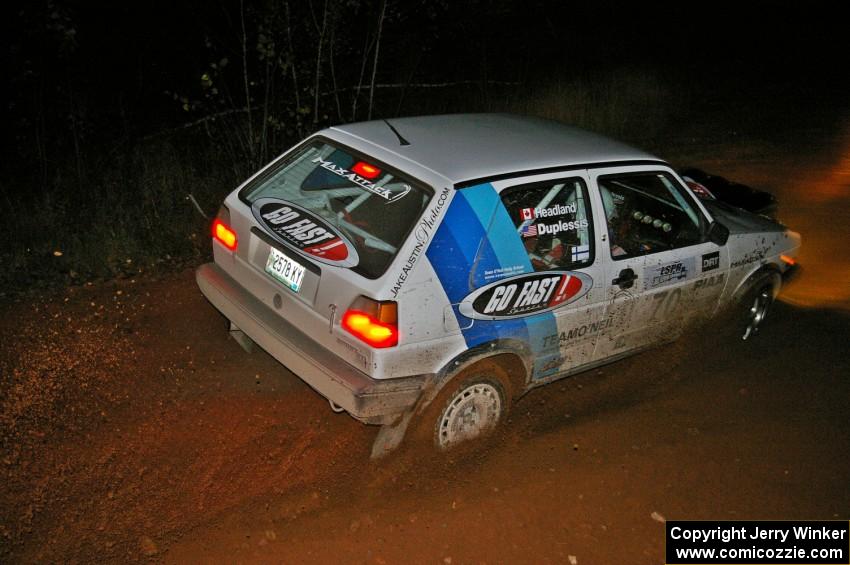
521,223,538,237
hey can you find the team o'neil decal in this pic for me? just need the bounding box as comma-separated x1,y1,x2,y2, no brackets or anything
251,198,359,267
458,271,593,320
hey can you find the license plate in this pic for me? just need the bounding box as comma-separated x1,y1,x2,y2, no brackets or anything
265,247,306,293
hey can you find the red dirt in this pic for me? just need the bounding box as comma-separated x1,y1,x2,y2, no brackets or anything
3,121,850,563
1,263,848,564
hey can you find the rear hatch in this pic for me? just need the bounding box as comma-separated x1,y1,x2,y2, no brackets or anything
220,137,434,375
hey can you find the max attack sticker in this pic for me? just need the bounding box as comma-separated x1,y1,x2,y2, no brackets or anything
458,271,593,320
311,156,411,202
252,198,360,267
644,257,696,289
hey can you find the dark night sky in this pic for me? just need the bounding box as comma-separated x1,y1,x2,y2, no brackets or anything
2,1,849,159
1,0,849,283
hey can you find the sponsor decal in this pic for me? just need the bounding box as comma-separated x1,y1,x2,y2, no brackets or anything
252,198,359,267
694,273,725,290
458,271,592,320
311,156,411,202
389,187,452,297
644,257,696,289
541,317,613,348
730,246,770,269
483,264,525,282
701,251,720,272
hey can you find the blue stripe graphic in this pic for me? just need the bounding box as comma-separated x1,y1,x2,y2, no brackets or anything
426,184,561,378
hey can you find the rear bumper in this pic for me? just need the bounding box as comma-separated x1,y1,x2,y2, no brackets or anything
196,263,427,424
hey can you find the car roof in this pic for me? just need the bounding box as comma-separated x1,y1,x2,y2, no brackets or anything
329,113,661,186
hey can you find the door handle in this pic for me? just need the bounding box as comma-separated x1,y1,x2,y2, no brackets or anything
612,268,637,289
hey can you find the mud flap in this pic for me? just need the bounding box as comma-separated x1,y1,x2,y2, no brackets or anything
370,409,415,459
229,322,255,353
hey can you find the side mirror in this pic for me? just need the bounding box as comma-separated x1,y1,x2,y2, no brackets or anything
706,221,730,246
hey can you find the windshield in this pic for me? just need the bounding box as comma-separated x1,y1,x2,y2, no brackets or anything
241,139,433,278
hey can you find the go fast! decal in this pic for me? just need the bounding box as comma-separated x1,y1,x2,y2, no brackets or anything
459,271,592,320
252,198,359,267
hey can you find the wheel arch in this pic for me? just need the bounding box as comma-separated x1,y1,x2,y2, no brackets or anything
732,263,782,302
415,339,531,416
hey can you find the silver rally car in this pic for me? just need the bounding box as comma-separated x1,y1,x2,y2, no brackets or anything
196,114,801,456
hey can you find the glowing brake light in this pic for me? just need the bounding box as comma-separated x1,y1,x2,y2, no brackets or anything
212,219,238,251
351,161,381,180
780,254,796,266
342,297,398,348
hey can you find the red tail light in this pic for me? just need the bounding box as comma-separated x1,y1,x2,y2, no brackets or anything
212,219,238,251
342,297,398,348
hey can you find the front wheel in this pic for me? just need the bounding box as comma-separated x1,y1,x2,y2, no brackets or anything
739,280,776,340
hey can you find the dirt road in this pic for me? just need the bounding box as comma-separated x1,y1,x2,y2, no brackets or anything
2,118,849,563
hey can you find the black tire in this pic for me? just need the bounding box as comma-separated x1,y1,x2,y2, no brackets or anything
735,277,777,341
413,359,512,451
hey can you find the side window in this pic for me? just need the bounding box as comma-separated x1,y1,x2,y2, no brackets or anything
500,178,594,271
598,172,704,259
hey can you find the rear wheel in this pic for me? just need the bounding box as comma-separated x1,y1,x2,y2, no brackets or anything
436,380,503,449
416,360,511,451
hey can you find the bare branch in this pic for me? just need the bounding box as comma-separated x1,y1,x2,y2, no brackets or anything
240,0,254,162
328,19,343,123
367,0,387,120
313,0,329,126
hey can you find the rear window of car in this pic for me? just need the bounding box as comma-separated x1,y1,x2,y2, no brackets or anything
241,139,433,278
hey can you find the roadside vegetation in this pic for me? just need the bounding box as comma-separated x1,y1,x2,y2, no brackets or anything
1,2,692,294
